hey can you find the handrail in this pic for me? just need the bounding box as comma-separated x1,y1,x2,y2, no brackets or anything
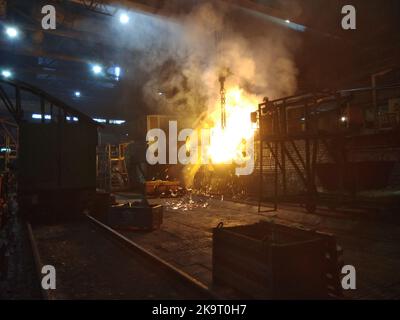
0,78,99,126
268,84,400,106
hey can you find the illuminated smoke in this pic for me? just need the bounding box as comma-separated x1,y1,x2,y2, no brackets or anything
60,1,300,124
135,1,300,117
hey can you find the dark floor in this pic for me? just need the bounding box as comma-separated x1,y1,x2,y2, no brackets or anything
31,221,208,299
2,193,400,300
115,193,400,299
0,210,41,300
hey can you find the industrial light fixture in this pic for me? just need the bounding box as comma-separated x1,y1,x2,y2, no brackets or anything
66,116,79,122
114,66,121,78
119,13,130,24
109,119,126,125
32,114,51,120
92,118,125,124
5,26,19,38
92,64,102,75
1,70,12,78
93,118,107,123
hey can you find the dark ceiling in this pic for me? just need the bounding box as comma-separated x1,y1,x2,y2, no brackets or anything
1,0,399,121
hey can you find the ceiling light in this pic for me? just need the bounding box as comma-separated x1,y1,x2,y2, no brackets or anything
1,70,12,78
32,114,51,120
109,120,126,125
115,66,121,78
119,13,130,24
66,116,79,122
5,26,19,38
92,64,102,75
74,91,81,97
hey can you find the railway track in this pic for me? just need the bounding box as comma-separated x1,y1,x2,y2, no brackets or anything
86,214,218,299
27,216,216,300
26,222,53,300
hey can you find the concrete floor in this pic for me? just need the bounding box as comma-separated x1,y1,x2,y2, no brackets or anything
32,221,208,299
116,193,400,299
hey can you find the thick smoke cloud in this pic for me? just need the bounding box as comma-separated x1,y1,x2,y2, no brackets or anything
116,1,300,119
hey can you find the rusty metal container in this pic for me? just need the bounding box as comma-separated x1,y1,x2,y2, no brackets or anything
90,191,114,222
145,180,181,196
213,221,343,299
107,203,163,230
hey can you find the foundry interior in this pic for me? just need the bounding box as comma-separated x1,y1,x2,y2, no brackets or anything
1,0,400,300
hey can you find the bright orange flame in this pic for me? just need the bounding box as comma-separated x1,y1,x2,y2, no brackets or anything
207,86,258,164
183,86,259,187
